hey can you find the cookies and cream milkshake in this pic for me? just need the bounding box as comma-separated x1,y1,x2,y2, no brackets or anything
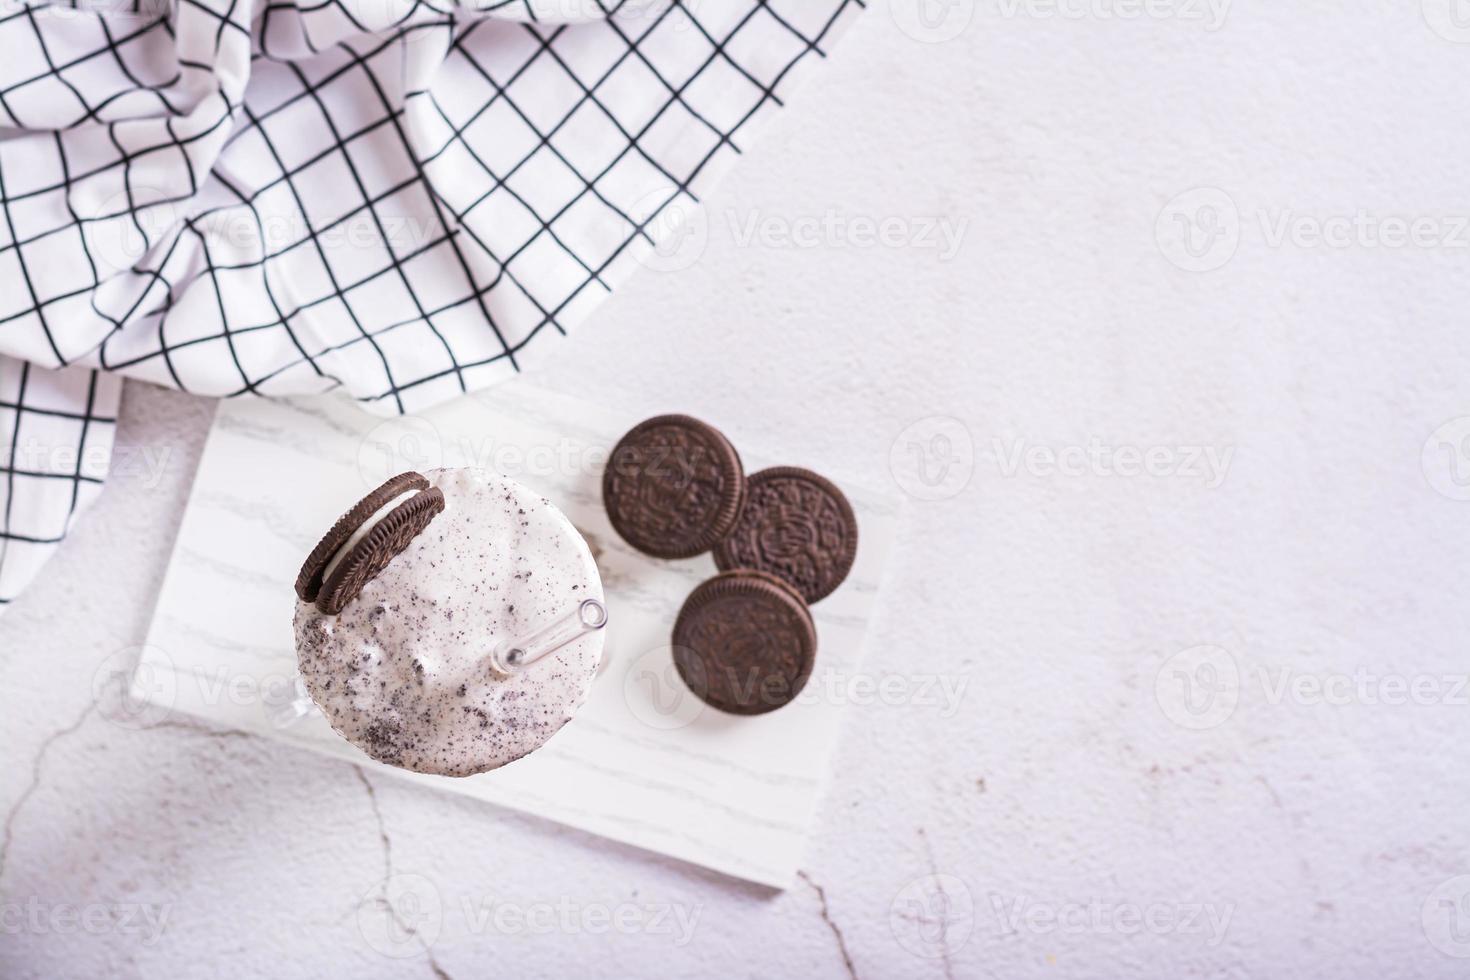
293,468,605,777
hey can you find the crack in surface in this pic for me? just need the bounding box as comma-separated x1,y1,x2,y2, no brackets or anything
2,706,262,884
918,827,956,980
148,719,259,740
352,766,455,980
0,701,96,882
797,870,858,980
354,766,394,881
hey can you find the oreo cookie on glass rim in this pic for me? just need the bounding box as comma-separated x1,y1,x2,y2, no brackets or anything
296,471,445,615
672,569,816,716
602,414,746,559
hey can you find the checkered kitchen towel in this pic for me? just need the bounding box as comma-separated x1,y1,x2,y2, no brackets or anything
0,0,864,609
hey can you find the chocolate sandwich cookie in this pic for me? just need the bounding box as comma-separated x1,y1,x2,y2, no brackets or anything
295,471,427,602
603,414,745,560
672,569,817,715
714,466,858,603
295,471,444,614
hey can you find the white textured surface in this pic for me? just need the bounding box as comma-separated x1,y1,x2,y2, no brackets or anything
5,1,1470,976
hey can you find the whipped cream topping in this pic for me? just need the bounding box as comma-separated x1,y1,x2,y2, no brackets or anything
293,468,605,776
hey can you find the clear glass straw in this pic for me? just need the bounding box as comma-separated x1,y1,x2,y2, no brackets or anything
490,598,608,676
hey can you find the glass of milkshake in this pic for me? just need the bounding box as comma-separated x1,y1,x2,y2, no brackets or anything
287,468,607,777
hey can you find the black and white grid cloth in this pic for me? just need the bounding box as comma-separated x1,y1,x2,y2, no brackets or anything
0,0,863,609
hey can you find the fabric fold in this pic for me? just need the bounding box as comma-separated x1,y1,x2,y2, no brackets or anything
0,0,865,609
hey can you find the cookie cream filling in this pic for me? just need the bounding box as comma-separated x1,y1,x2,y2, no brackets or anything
293,469,605,777
319,488,420,586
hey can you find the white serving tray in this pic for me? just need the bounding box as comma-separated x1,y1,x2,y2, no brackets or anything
136,382,898,888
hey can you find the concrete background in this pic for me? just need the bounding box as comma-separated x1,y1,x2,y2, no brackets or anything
5,0,1470,975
